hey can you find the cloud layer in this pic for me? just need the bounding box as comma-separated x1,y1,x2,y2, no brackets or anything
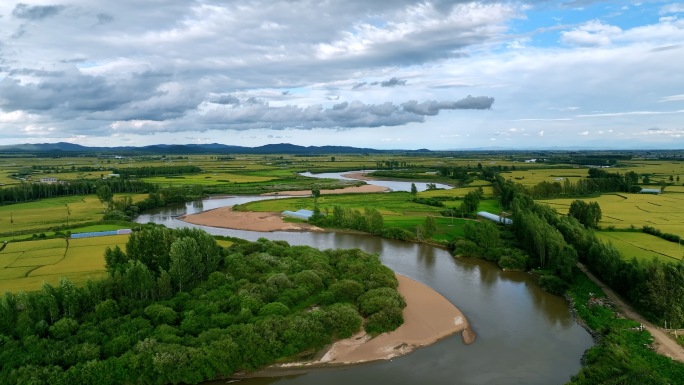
0,1,683,149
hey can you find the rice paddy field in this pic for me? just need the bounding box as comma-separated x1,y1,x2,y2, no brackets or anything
538,193,684,236
0,235,128,292
502,167,588,187
596,232,683,262
0,194,147,236
2,151,684,293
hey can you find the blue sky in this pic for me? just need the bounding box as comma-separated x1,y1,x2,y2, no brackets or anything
1,1,683,149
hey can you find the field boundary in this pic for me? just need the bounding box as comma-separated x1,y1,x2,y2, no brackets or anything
600,233,681,262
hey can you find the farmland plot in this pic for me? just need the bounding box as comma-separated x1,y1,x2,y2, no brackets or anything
540,193,684,236
597,232,683,262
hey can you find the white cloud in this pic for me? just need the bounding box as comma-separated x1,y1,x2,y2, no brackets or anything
660,3,684,15
660,94,684,102
560,20,622,46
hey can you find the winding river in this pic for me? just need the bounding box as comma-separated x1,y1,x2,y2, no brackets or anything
135,174,593,385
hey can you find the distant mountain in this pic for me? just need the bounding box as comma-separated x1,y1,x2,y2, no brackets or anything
0,142,411,155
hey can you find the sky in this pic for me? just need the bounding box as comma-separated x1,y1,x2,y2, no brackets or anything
0,1,683,150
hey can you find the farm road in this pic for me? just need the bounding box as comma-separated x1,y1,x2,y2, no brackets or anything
578,263,684,363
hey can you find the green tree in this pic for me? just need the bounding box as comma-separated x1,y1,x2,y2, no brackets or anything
568,200,602,229
423,215,437,238
96,184,113,207
312,186,320,205
169,237,201,292
410,183,417,195
460,190,481,215
464,220,499,255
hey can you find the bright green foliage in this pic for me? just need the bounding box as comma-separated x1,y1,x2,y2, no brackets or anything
567,274,684,385
568,200,602,228
0,234,404,384
464,220,499,255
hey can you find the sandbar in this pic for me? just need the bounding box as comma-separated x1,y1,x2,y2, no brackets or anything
182,205,475,370
316,274,474,365
180,206,324,232
261,183,388,196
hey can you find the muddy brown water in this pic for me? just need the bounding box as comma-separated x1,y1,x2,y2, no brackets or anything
137,196,593,385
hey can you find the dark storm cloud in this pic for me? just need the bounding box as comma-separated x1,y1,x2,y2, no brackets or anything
12,3,65,20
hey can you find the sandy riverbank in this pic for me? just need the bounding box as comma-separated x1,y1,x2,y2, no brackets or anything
341,172,376,181
315,274,474,365
180,206,324,232
182,203,474,369
261,183,388,196
241,274,473,378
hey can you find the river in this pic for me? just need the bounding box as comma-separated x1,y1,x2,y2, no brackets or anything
135,175,593,385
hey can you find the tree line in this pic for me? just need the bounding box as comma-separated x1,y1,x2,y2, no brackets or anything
0,179,155,205
0,229,405,384
111,165,202,178
488,174,684,327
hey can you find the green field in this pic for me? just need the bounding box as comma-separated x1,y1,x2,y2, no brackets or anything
539,193,684,236
2,152,684,294
0,235,127,292
596,232,684,262
0,194,145,236
143,172,276,185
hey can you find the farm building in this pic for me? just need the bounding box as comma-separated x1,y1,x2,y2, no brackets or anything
282,209,316,220
477,211,513,225
639,188,661,195
39,178,58,184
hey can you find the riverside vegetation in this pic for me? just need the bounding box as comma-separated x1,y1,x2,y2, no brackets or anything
0,227,405,384
2,150,684,384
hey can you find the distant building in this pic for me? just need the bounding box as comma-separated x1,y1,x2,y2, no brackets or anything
108,173,120,178
39,177,58,184
639,188,661,195
477,211,513,225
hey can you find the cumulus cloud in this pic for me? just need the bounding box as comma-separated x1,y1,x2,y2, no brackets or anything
660,3,684,15
560,20,622,46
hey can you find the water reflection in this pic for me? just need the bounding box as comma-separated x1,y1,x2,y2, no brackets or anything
135,196,593,385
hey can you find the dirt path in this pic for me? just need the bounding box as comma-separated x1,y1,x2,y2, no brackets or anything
578,263,684,363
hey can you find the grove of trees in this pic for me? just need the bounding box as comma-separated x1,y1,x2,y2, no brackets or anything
0,229,405,384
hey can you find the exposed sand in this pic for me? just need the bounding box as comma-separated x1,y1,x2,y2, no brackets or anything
180,206,324,232
316,274,474,364
261,183,388,196
341,172,375,181
183,205,475,371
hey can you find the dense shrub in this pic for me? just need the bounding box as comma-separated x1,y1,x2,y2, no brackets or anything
538,275,569,296
381,227,416,241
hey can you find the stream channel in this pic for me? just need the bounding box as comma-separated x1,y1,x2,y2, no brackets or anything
135,172,593,385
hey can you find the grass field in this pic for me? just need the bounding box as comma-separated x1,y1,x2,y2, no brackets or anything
503,167,588,187
240,190,500,242
0,235,128,292
596,232,683,262
143,172,276,185
539,193,684,236
0,194,145,236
